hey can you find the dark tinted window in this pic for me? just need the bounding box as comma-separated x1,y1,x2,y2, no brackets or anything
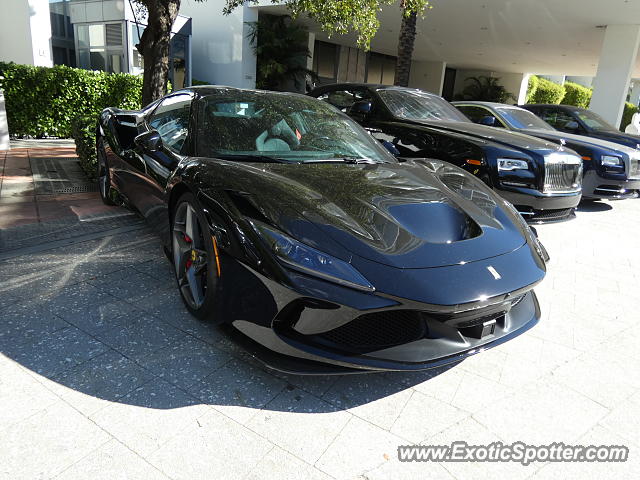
496,107,555,131
148,93,193,154
456,105,495,123
538,108,576,131
316,89,372,113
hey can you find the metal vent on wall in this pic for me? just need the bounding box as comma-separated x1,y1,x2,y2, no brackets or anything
106,23,123,47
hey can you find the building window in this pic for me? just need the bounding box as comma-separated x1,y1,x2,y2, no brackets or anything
77,22,125,73
366,52,396,85
313,41,338,82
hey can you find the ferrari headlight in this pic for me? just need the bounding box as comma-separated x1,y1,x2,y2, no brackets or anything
498,158,529,171
252,222,374,292
601,155,623,167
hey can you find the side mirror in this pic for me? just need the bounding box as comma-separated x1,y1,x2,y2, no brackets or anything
348,100,373,122
134,130,163,152
479,116,497,127
564,121,580,132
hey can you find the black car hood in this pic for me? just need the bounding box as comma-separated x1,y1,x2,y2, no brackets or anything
590,130,640,149
197,159,527,269
409,120,561,154
520,129,636,154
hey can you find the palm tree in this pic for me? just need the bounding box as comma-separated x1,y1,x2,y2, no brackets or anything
247,15,317,92
394,8,417,87
454,76,516,103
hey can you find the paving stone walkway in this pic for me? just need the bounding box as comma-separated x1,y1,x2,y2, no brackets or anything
1,144,639,479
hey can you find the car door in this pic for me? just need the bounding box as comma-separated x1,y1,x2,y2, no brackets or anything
134,92,194,231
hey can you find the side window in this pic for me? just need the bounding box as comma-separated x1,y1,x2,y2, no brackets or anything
457,106,491,123
317,89,371,113
539,108,574,131
148,94,193,153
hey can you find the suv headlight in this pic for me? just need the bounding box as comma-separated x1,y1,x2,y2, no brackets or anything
601,155,623,167
498,158,529,171
252,221,374,292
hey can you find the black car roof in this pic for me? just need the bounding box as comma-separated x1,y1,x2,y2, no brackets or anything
174,85,312,101
521,104,588,112
309,83,438,96
453,101,521,108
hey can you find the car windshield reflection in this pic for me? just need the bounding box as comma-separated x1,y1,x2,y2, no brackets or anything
197,92,396,163
377,89,470,123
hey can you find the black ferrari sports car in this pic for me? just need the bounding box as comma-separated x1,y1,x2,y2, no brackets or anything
309,84,583,223
97,86,547,373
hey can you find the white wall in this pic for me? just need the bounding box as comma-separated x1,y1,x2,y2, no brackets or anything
408,61,446,95
179,0,256,88
0,0,52,66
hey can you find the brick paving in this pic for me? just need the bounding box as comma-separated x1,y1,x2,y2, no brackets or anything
1,144,639,479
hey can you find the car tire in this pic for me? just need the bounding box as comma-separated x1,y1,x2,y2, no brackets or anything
170,192,221,322
96,136,116,206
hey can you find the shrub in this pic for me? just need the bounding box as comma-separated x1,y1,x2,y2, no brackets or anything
0,62,142,138
70,115,99,179
529,76,566,104
561,81,592,108
454,76,515,103
620,102,639,131
525,75,539,104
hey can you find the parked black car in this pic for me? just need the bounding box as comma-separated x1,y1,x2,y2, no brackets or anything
309,84,583,223
454,101,640,199
97,86,547,373
521,104,640,150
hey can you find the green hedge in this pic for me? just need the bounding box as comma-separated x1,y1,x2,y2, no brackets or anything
71,115,99,179
620,102,639,131
527,76,566,104
561,81,592,108
0,62,142,138
525,75,539,104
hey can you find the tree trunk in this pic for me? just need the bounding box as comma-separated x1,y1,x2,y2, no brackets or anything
136,0,181,106
394,10,417,87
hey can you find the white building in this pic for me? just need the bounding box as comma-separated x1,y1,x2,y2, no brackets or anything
2,0,640,126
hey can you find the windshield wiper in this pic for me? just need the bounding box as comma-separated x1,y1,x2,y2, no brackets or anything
214,154,296,164
304,157,379,164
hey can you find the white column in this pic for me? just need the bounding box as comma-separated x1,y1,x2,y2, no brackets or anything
0,82,9,151
629,80,640,106
306,32,315,71
590,25,640,127
408,61,446,95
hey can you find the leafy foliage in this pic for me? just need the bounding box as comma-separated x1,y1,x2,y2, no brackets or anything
561,81,592,109
0,62,141,137
621,102,639,131
247,15,317,91
454,76,515,103
525,75,539,104
526,76,566,104
71,115,99,179
227,0,430,50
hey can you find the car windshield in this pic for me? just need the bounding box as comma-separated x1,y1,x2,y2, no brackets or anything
573,109,618,132
377,89,470,123
197,91,396,163
496,107,555,131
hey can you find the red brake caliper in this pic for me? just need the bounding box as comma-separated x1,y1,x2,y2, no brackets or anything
184,234,193,270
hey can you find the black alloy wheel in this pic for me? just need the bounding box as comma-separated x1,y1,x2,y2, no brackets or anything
96,136,116,206
171,192,220,321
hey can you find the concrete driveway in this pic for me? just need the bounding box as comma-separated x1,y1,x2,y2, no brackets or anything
1,146,639,479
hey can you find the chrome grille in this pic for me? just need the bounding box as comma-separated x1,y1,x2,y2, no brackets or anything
543,162,582,193
629,157,640,179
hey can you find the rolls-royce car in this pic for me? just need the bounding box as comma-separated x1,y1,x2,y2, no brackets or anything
309,84,583,223
454,101,640,200
97,86,547,373
521,103,640,150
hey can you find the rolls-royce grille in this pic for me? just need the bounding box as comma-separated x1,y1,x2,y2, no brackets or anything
314,311,427,353
543,162,582,193
629,158,640,179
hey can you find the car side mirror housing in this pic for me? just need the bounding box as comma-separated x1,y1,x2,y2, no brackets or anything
348,100,373,122
134,130,163,152
479,115,497,127
564,121,580,132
